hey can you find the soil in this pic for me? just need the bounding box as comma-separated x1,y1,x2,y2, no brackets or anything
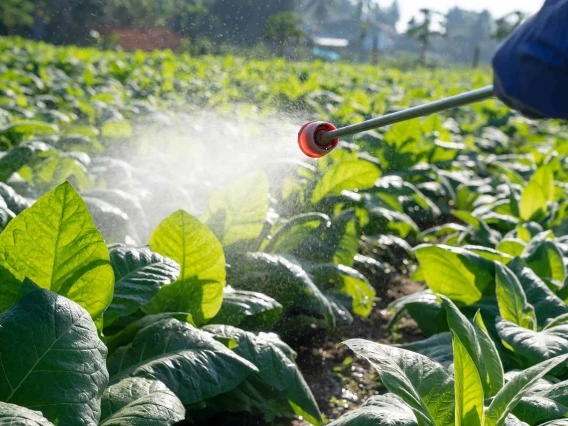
291,275,424,424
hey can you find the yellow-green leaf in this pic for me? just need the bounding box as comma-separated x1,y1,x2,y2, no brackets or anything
312,160,380,204
520,165,555,221
453,332,484,426
201,171,269,246
0,181,114,319
147,210,226,325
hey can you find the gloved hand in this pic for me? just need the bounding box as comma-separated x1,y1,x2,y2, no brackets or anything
492,0,568,119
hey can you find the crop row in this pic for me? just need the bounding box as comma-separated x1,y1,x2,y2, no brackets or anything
0,37,566,425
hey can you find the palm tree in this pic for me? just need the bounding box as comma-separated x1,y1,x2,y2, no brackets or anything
406,8,445,65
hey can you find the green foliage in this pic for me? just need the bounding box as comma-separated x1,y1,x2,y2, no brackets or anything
0,288,108,425
0,36,567,426
146,210,226,325
0,182,114,319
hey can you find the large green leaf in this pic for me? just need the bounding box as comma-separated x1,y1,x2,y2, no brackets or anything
265,213,331,255
522,233,566,286
201,171,269,246
0,181,114,318
496,319,568,366
146,210,226,325
211,287,283,331
441,296,503,397
414,245,495,305
486,355,568,426
327,394,418,426
312,159,380,204
100,378,185,426
344,339,454,426
227,253,335,327
452,332,484,426
513,382,568,426
0,288,108,425
495,262,536,330
472,312,505,397
107,318,256,405
520,165,555,221
203,325,323,425
0,402,54,425
507,259,568,326
104,312,194,356
104,245,180,327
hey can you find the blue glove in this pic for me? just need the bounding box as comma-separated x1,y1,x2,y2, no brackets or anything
492,0,568,119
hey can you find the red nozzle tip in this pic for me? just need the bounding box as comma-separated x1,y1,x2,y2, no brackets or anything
298,121,339,158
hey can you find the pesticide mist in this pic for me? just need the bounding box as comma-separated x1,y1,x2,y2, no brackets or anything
87,106,311,245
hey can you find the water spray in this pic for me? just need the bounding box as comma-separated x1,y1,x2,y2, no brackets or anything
298,85,494,158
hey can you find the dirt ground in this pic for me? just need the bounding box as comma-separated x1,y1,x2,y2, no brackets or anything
292,276,424,424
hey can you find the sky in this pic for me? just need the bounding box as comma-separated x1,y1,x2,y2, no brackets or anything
375,0,543,30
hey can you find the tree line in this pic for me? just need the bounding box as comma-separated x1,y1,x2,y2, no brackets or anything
0,0,526,65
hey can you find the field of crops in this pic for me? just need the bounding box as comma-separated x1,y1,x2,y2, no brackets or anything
0,36,567,426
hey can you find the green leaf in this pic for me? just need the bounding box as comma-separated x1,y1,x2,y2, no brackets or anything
0,289,108,425
203,325,323,425
107,318,257,405
495,262,536,330
486,354,568,426
147,210,226,325
472,312,505,397
294,210,360,267
522,233,566,286
227,253,335,327
496,239,526,257
414,245,495,305
513,390,568,426
0,181,114,318
201,171,269,246
496,318,568,366
0,144,43,182
211,287,283,331
463,246,513,264
389,291,447,337
100,378,185,426
104,245,180,327
452,332,484,426
366,207,419,238
507,259,568,326
308,263,375,317
104,312,194,356
101,120,132,138
441,296,503,397
520,165,555,221
327,394,418,426
265,213,330,254
312,159,380,204
344,339,454,426
31,153,92,192
0,121,58,144
0,402,54,425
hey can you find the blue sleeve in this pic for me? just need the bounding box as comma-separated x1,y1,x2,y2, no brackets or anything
492,0,568,119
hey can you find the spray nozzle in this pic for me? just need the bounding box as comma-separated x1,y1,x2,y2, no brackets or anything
297,121,339,158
